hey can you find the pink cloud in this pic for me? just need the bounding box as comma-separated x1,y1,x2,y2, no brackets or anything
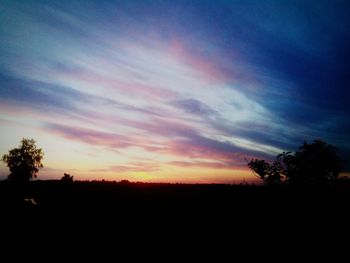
161,140,234,160
43,120,264,173
45,123,135,148
50,65,177,100
120,116,198,138
167,38,231,84
168,161,239,169
44,122,165,152
110,162,160,173
157,136,267,169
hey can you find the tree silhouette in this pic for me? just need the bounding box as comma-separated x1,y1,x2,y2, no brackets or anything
248,140,341,187
279,140,341,187
248,159,282,185
2,138,44,183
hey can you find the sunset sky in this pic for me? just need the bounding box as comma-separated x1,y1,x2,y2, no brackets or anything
1,0,349,183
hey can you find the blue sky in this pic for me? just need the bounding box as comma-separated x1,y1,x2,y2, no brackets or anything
1,0,349,182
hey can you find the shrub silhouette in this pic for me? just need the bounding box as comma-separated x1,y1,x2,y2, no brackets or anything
2,138,44,183
61,173,74,183
248,140,341,187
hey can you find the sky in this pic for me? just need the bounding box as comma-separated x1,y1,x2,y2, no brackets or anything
1,0,349,183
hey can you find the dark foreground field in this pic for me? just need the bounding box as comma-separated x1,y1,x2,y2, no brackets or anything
1,180,349,221
1,180,349,254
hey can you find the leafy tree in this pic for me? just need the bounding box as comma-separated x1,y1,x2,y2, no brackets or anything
248,159,282,185
279,140,341,187
2,138,44,183
248,140,341,187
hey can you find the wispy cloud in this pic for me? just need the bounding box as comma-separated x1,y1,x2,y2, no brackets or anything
1,0,349,182
110,162,161,173
45,123,134,148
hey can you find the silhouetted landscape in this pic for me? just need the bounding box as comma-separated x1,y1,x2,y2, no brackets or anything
1,138,349,230
2,2,350,249
2,180,350,224
1,180,349,257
